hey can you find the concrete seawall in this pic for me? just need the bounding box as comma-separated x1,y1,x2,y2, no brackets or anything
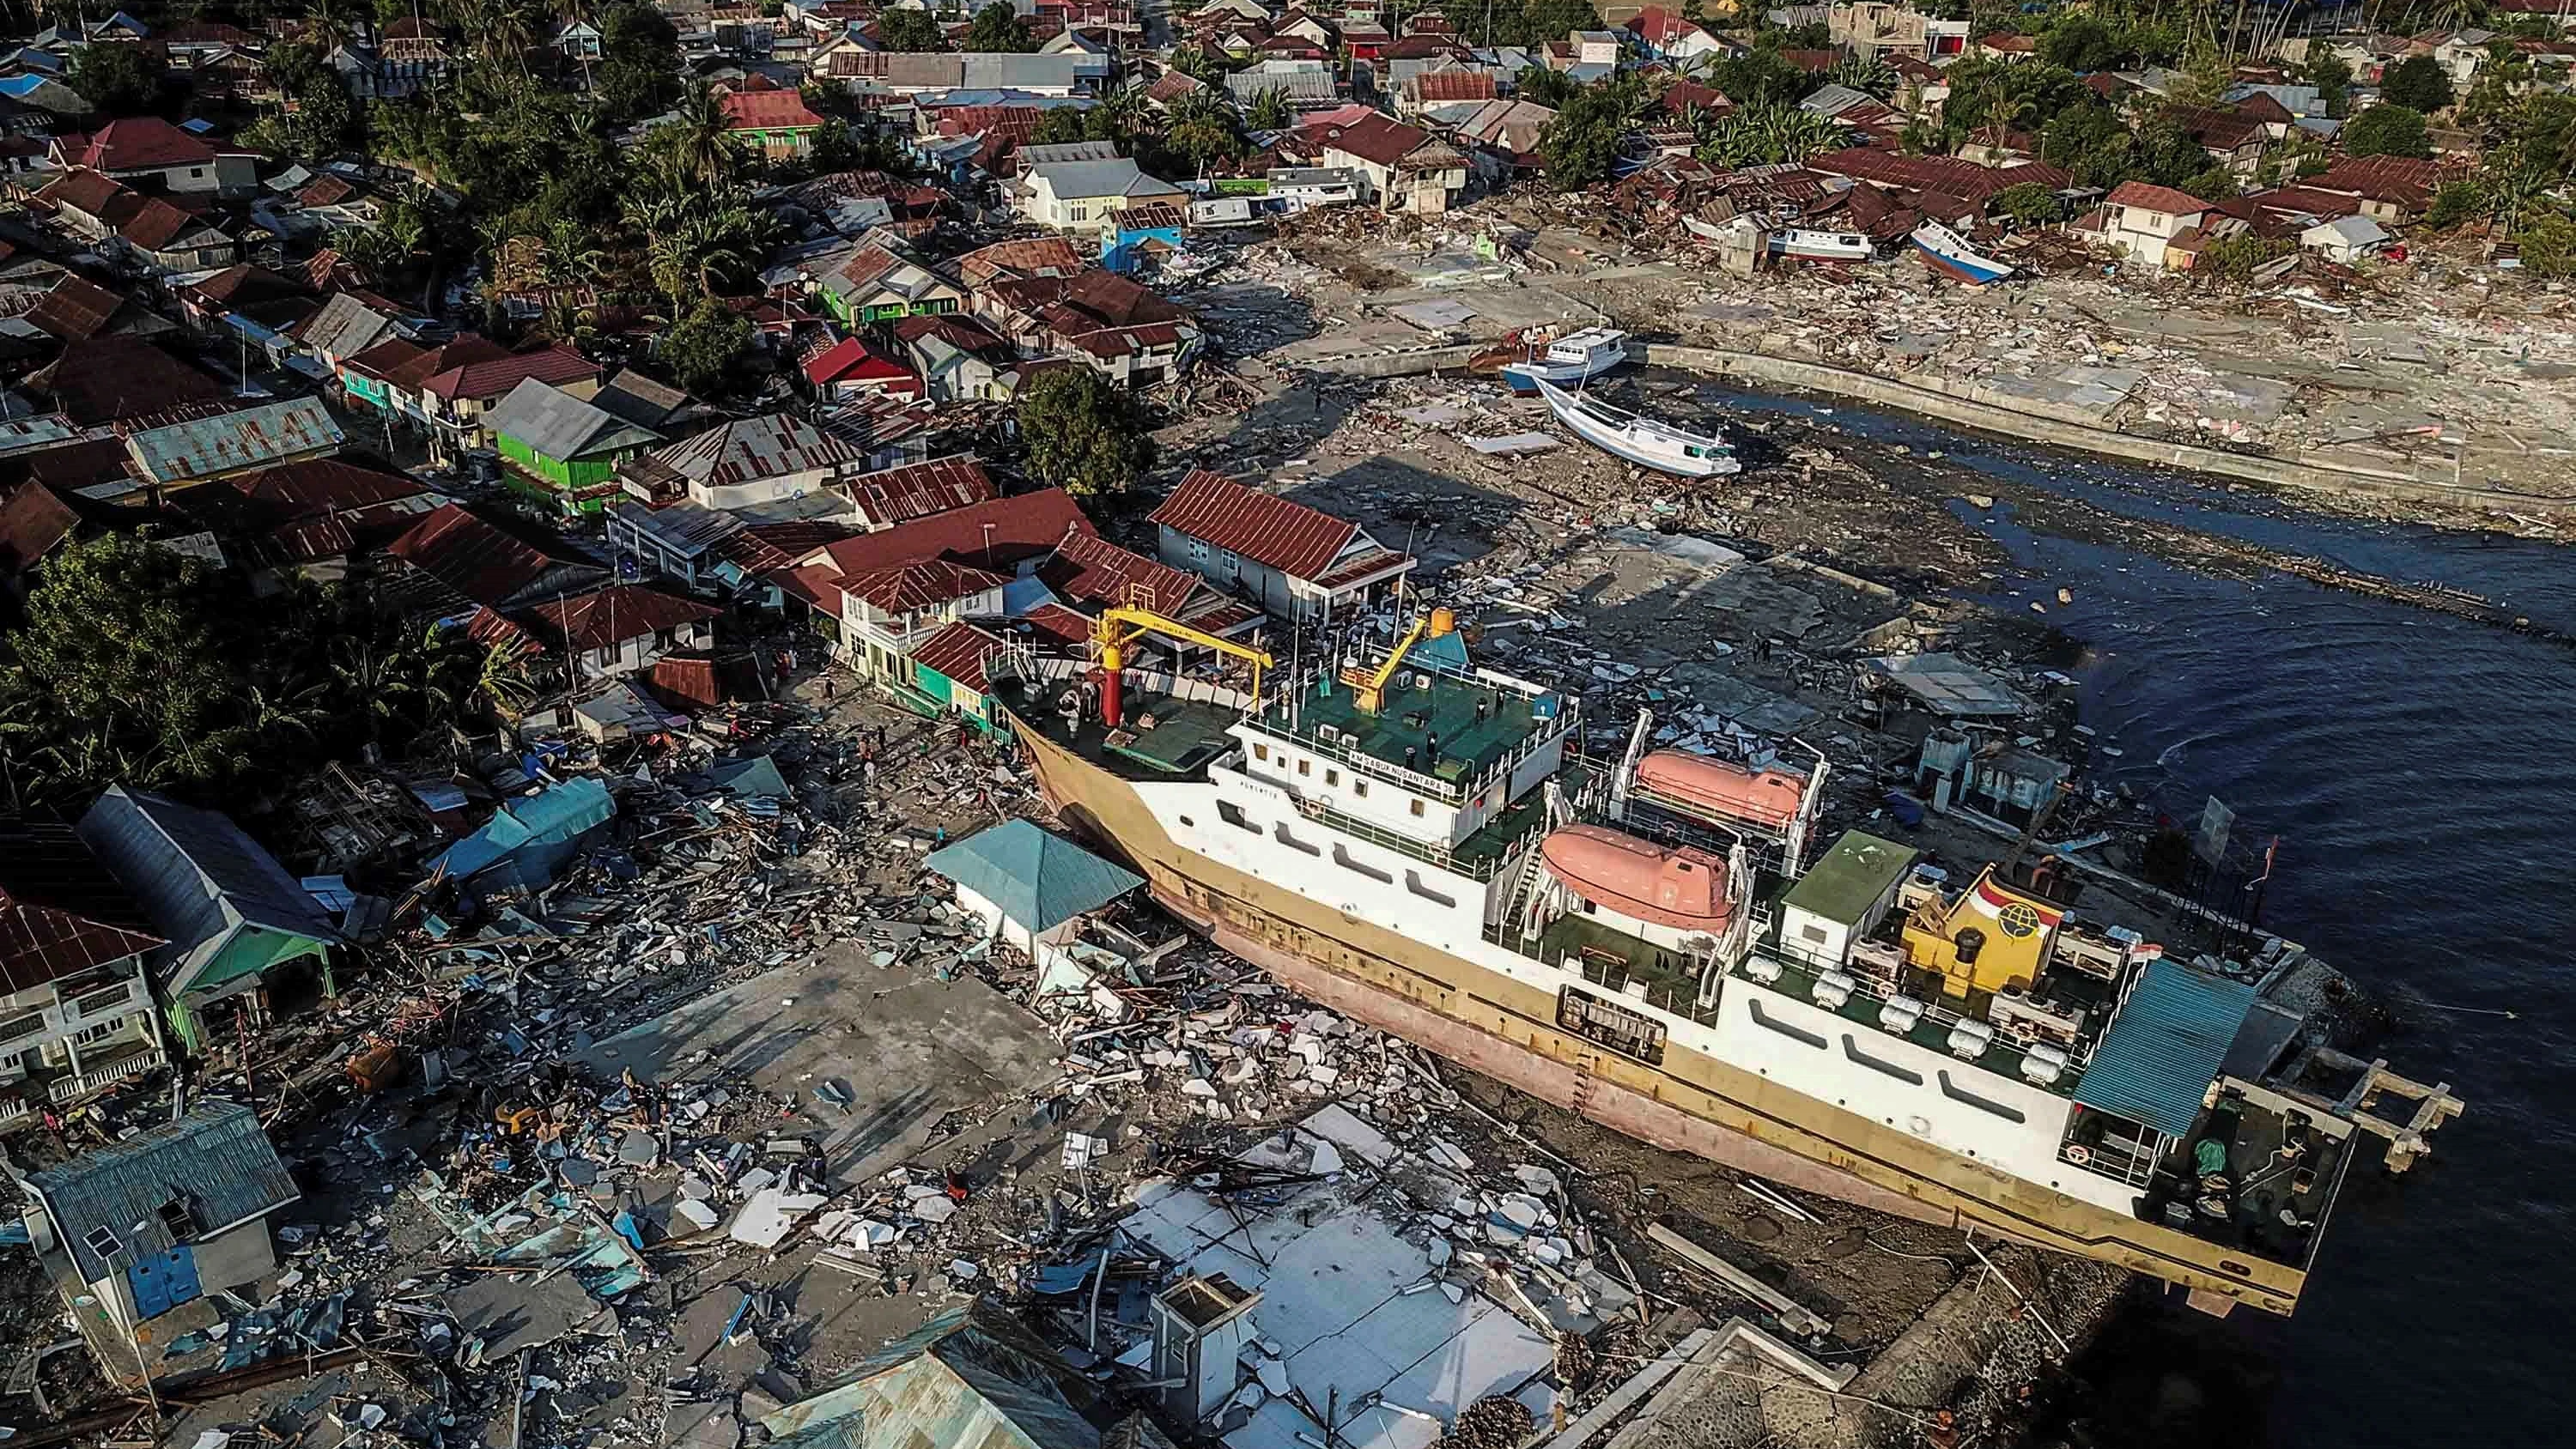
1302,337,2559,514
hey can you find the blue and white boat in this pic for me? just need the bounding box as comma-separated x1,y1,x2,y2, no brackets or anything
1911,222,2014,285
1500,326,1630,393
1537,379,1741,478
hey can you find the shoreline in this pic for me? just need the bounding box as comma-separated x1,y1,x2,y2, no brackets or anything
1294,338,2571,524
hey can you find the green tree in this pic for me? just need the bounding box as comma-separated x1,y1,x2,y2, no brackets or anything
659,300,757,396
2380,57,2454,115
2305,55,2352,119
1516,64,1577,109
2344,104,2433,160
1540,77,1644,191
1992,180,2061,226
2518,211,2576,279
1020,368,1156,495
1167,117,1240,172
1031,106,1090,145
877,7,945,51
68,41,165,117
2426,179,2487,229
1248,86,1292,131
2200,233,2294,281
963,2,1037,51
2039,15,2123,73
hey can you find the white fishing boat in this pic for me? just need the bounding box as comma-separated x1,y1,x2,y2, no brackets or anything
1499,326,1630,393
1775,227,1873,261
1536,378,1741,477
1911,221,2014,285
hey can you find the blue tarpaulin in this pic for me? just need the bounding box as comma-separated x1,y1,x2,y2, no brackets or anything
431,776,615,892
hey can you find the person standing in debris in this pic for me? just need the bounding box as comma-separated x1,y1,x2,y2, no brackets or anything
863,757,878,794
823,675,836,702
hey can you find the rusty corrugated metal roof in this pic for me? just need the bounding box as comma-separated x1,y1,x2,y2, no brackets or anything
124,397,346,486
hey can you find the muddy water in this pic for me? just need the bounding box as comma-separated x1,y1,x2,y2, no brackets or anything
1698,387,2576,1449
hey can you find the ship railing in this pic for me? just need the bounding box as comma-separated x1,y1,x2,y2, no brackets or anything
2062,1126,2162,1189
1484,923,1720,1028
1293,797,1509,882
1745,950,2093,1098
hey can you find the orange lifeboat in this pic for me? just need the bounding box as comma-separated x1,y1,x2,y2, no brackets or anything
1636,750,1807,832
1541,824,1735,933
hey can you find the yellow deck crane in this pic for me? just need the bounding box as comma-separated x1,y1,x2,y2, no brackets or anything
1343,607,1457,713
1095,605,1275,730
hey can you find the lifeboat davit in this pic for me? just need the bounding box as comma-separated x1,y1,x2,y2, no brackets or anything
1635,750,1807,832
1541,824,1735,933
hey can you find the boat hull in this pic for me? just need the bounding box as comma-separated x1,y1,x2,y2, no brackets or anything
1010,712,2318,1316
1538,381,1741,478
1911,225,2013,285
1500,350,1626,394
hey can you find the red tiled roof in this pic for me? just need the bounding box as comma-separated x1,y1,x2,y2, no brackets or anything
1407,70,1497,103
1321,112,1434,167
1657,80,1734,117
343,336,428,383
1019,601,1097,646
231,458,423,512
2307,155,2446,209
36,166,125,219
385,335,512,392
1779,48,1840,72
0,481,74,575
0,822,163,993
1145,469,1358,580
802,336,920,389
45,336,223,426
843,454,998,529
1041,530,1201,614
26,276,123,343
2105,179,2211,216
119,196,213,252
387,503,601,611
796,487,1095,585
721,88,826,130
908,621,1008,693
839,557,1009,612
524,585,720,652
715,519,862,573
423,343,597,402
1626,6,1704,45
59,116,221,171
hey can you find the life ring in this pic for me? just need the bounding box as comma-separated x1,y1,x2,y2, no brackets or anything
2064,1144,2092,1166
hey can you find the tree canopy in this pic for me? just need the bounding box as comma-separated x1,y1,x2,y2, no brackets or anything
1540,78,1644,191
2380,58,2454,115
2344,104,2433,160
68,40,164,117
963,3,1039,52
1019,370,1157,496
877,8,946,51
659,300,760,397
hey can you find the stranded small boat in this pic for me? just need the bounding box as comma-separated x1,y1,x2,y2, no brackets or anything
1500,326,1630,393
1536,378,1741,477
1775,228,1873,262
1541,824,1736,933
1911,222,2014,285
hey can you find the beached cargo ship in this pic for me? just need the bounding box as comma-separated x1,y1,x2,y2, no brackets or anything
993,614,2462,1316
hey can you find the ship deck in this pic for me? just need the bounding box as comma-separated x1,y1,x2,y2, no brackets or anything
999,684,1241,782
1263,669,1552,788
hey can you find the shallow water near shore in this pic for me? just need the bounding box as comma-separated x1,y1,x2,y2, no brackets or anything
1691,387,2576,1446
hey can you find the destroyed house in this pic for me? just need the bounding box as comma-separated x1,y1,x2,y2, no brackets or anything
762,1299,1114,1449
385,502,611,616
0,820,167,1128
1147,469,1415,624
975,270,1199,388
1318,113,1467,215
428,775,615,894
505,584,723,683
23,1101,297,1333
76,785,340,1052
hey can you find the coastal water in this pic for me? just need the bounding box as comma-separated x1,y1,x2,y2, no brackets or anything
1703,388,2576,1447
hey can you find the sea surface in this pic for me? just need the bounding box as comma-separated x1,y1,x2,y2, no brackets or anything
1701,386,2576,1448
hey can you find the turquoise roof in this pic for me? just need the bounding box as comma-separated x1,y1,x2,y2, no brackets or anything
927,820,1142,935
2074,958,2260,1138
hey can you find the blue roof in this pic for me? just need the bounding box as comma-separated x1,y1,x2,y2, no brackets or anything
927,820,1142,936
27,1101,297,1284
0,75,46,96
432,777,615,883
2074,958,2260,1138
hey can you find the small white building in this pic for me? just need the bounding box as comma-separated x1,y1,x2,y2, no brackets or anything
925,819,1145,954
2301,213,2392,264
2075,180,2210,270
1147,469,1417,626
1773,831,1920,973
1017,157,1188,236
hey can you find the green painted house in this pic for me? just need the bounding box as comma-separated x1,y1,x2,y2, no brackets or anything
819,238,967,327
76,785,343,1053
484,377,662,515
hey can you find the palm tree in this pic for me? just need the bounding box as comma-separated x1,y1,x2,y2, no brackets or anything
665,83,739,186
1093,82,1150,141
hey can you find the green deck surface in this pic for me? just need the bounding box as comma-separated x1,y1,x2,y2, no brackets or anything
1270,671,1546,785
1104,697,1240,773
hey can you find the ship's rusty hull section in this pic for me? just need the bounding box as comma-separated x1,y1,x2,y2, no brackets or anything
1013,716,2312,1315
